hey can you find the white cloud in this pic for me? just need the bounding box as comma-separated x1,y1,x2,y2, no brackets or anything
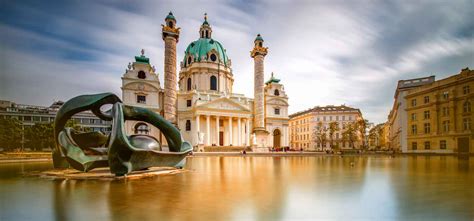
0,0,473,124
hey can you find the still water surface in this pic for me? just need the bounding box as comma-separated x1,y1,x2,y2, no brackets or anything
0,156,473,221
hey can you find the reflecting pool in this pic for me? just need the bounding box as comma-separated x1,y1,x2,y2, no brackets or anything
1,156,473,220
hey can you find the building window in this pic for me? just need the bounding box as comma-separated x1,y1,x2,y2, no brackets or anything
440,140,447,149
442,107,449,116
186,120,191,131
424,96,429,104
424,110,430,119
210,76,217,90
463,85,470,94
463,118,471,130
187,78,192,91
336,116,339,121
210,54,217,62
342,116,345,121
424,141,430,150
442,120,450,132
411,99,417,107
349,116,353,121
443,92,449,100
274,108,280,115
464,101,471,113
411,125,417,135
187,100,192,107
424,123,430,134
274,89,280,96
137,95,146,104
411,113,416,121
134,123,149,134
412,142,417,150
187,56,192,65
137,71,146,79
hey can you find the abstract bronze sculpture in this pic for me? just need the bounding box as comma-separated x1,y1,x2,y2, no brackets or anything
53,93,192,176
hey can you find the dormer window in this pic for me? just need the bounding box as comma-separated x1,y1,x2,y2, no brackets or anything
210,54,217,62
138,71,146,79
187,56,192,65
274,89,280,96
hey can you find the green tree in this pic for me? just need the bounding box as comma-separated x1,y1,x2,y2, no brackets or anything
0,118,23,151
357,119,369,149
25,122,55,151
342,122,357,149
328,121,339,149
313,121,327,150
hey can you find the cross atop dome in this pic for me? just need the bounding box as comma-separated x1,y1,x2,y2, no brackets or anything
203,13,209,25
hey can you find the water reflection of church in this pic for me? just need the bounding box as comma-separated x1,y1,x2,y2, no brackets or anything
121,12,289,151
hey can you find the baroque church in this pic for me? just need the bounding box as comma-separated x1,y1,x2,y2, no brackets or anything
121,12,289,151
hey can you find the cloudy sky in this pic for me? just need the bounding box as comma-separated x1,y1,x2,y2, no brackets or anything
0,0,473,123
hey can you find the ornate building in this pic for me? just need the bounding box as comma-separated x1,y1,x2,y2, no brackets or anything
121,12,289,151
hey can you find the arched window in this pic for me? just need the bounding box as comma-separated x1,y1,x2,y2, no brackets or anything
187,78,192,91
274,89,280,96
137,71,146,79
210,54,217,62
205,30,209,38
185,120,191,131
187,56,192,65
168,21,173,28
259,42,263,47
134,123,149,134
210,76,217,90
464,101,471,113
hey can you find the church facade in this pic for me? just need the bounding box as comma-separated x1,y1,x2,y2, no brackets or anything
121,12,289,151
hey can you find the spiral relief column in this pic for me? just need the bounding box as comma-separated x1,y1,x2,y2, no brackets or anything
250,34,269,150
162,12,180,126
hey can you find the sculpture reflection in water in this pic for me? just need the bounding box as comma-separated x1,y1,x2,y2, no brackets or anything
52,93,192,176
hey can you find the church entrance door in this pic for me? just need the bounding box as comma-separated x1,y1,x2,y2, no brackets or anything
273,129,281,149
219,131,224,146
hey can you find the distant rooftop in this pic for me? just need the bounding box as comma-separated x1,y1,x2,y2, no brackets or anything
289,105,360,118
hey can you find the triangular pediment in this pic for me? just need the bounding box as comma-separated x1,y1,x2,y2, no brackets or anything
196,97,251,112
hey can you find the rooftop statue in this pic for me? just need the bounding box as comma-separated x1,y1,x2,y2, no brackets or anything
52,93,192,176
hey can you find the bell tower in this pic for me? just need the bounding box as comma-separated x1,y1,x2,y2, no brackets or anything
251,34,269,150
162,12,180,126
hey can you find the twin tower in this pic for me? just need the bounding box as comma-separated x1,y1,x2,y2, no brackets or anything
161,12,272,145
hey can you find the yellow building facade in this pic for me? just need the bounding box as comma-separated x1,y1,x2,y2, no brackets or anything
405,68,473,153
289,105,364,150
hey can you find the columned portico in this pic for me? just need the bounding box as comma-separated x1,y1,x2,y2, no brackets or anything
191,108,252,147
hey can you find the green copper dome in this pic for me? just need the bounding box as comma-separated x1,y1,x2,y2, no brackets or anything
255,34,264,42
183,38,229,67
166,12,175,21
